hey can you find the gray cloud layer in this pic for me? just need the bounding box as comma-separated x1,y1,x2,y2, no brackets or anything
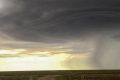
1,0,120,69
1,0,120,42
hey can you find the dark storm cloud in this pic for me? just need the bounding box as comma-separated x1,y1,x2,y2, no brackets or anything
1,0,120,42
1,0,120,69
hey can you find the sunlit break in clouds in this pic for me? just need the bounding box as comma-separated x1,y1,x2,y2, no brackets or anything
0,48,92,71
0,0,120,71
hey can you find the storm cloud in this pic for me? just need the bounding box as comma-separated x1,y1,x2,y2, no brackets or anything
0,0,120,42
1,0,120,69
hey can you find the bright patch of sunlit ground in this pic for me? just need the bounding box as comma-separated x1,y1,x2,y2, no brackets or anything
0,49,93,71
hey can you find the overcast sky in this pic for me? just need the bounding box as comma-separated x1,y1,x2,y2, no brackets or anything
0,0,120,70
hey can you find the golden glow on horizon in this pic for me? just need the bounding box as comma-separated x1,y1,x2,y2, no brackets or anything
0,48,91,71
0,53,72,71
0,49,26,55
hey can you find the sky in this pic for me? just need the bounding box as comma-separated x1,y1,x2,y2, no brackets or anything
0,0,120,71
